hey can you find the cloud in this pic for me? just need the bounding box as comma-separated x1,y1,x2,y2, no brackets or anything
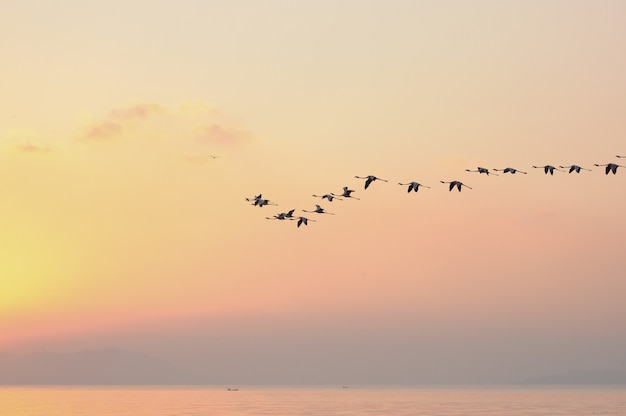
3,100,250,170
81,121,123,142
15,142,52,154
1,128,53,154
74,100,251,170
79,102,163,142
195,124,248,146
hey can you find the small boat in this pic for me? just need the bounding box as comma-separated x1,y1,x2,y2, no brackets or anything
227,387,239,391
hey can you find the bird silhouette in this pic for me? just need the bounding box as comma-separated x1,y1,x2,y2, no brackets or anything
266,209,295,220
246,194,277,207
258,199,277,207
465,167,498,176
246,193,262,202
355,175,388,189
312,193,342,202
594,163,625,175
398,182,430,192
303,204,334,215
559,165,592,173
532,165,564,175
295,216,316,228
331,186,360,200
493,167,527,174
440,180,472,192
266,213,288,220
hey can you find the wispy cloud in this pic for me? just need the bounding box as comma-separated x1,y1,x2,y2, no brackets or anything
1,128,54,154
15,142,52,154
81,121,123,142
79,102,163,142
195,124,249,146
31,100,251,167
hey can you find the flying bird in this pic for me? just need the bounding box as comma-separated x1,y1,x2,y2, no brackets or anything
246,193,262,202
493,167,527,174
303,204,334,215
245,193,263,205
266,213,288,220
465,167,498,176
295,216,316,228
331,186,360,200
355,175,388,189
266,209,296,220
440,180,472,192
594,163,625,175
398,182,430,192
559,165,592,173
257,199,277,207
532,165,564,175
312,193,342,202
246,194,277,207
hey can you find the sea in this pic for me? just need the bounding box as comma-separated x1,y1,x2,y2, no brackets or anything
1,385,625,415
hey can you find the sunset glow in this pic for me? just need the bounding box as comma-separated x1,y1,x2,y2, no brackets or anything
2,0,626,384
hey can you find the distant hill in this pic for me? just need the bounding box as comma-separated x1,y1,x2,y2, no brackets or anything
0,349,204,385
517,370,626,385
3,349,626,385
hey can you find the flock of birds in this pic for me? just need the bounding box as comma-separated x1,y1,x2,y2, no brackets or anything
246,155,626,228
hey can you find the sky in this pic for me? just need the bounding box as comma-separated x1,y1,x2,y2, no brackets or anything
1,0,626,384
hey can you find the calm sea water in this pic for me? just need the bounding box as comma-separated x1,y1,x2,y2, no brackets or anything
1,386,625,415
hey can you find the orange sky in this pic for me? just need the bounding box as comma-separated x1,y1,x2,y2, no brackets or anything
1,0,626,383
